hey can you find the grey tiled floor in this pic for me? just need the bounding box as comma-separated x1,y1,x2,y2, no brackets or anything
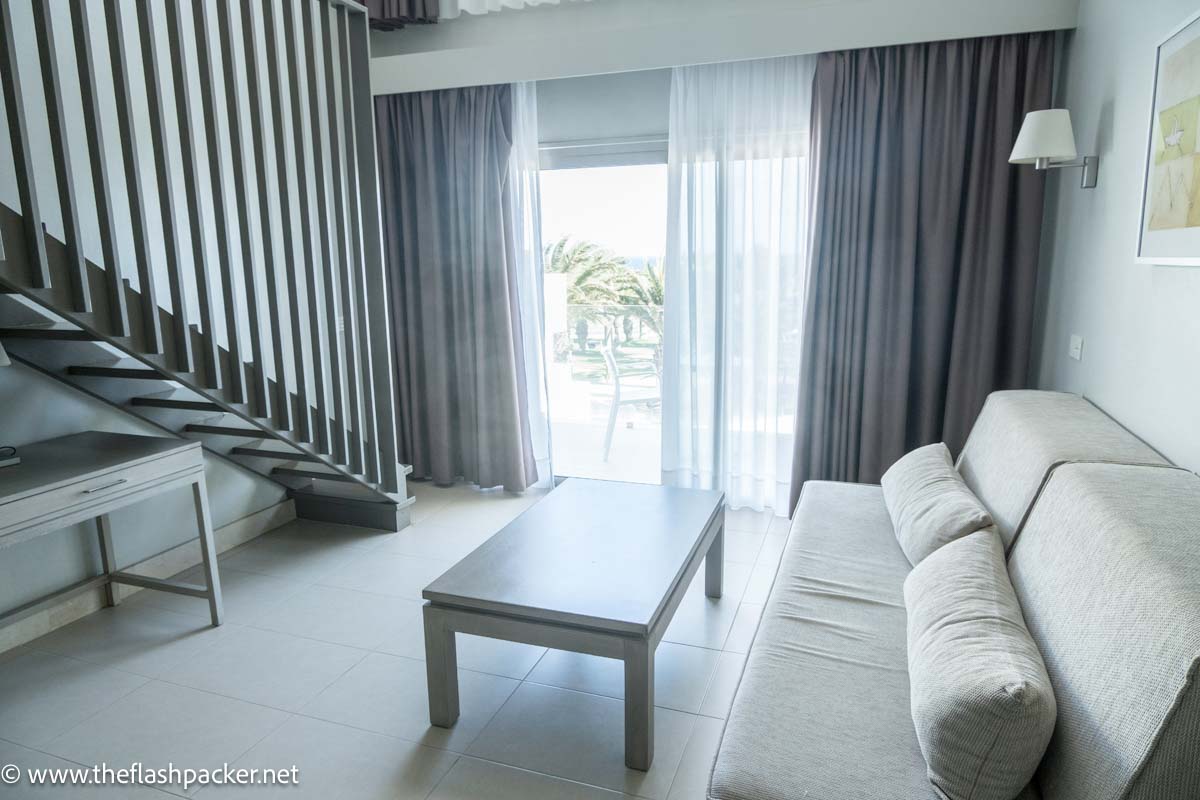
0,482,789,799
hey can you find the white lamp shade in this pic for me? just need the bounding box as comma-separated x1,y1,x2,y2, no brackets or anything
1009,109,1078,164
0,341,8,368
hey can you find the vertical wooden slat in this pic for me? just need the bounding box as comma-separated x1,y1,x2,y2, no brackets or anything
30,2,89,313
337,6,380,485
192,1,248,405
346,8,401,494
134,0,193,373
281,0,333,455
240,0,296,434
105,0,163,353
69,0,130,338
302,0,347,465
260,0,315,444
0,0,51,289
322,1,366,475
164,0,221,390
214,0,270,418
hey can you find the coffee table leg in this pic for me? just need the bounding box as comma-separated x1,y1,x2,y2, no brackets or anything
705,521,724,599
423,605,460,728
624,639,655,771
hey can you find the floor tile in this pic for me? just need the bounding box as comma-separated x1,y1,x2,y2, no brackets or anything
0,738,173,798
755,533,789,567
219,536,362,584
125,565,304,624
317,551,454,601
301,652,518,752
724,508,773,535
45,681,289,795
373,521,497,563
722,530,765,565
526,642,720,714
740,561,778,605
467,682,695,799
698,652,745,719
429,757,631,800
167,626,366,712
197,715,458,800
250,584,420,651
666,715,725,800
765,515,792,537
376,604,547,681
31,605,230,679
0,650,146,747
721,603,763,654
661,563,749,651
418,490,544,538
264,518,396,551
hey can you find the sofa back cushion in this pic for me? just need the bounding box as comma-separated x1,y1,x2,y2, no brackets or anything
956,391,1167,549
882,442,994,565
905,529,1056,800
1008,462,1200,800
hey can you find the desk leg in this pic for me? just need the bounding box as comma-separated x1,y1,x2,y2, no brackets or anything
705,520,724,599
624,638,655,771
192,478,223,627
96,515,119,608
424,604,460,728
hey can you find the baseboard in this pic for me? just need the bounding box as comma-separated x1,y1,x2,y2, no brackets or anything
0,499,296,655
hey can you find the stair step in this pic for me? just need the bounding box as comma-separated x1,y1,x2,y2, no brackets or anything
0,325,95,341
231,446,322,463
185,423,265,439
272,466,357,483
131,396,222,412
68,365,166,380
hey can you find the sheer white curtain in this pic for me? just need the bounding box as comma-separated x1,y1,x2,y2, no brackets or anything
440,0,589,18
509,82,555,487
661,55,815,512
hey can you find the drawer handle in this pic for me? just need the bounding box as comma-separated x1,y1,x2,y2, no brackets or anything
83,479,128,494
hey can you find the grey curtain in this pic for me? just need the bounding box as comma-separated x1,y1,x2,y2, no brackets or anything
367,0,438,30
376,86,539,491
789,33,1055,511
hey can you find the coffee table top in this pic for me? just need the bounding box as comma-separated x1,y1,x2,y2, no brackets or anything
422,479,725,637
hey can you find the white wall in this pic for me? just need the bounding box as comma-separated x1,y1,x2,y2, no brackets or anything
1034,0,1200,469
370,0,1078,94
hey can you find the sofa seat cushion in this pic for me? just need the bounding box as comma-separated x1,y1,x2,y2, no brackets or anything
708,481,937,800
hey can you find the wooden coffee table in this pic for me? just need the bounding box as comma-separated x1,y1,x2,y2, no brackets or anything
421,479,725,770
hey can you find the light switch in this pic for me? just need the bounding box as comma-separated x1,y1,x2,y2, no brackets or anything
1068,334,1084,361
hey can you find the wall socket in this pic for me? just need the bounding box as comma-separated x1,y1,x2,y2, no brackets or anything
1068,334,1084,361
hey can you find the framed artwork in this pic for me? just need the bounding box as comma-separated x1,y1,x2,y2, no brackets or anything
1138,9,1200,265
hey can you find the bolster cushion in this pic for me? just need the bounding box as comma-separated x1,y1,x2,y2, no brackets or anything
882,442,993,565
904,530,1057,800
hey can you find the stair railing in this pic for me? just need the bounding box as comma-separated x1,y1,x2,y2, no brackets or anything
0,0,400,494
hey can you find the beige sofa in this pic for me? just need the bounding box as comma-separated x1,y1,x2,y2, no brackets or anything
709,390,1199,800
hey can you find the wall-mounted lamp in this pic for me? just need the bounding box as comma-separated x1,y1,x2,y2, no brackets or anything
1009,109,1099,189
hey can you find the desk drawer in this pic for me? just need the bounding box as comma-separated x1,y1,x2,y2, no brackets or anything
0,449,201,540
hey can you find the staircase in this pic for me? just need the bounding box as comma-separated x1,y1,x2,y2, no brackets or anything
0,0,413,530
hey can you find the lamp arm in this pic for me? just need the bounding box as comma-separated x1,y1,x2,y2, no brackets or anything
1033,155,1099,189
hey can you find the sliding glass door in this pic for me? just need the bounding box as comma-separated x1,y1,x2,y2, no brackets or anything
538,164,667,483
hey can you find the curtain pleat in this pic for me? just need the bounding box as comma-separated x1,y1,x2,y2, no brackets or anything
376,86,540,491
662,56,816,512
789,33,1055,513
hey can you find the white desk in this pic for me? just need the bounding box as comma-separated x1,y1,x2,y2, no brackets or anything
0,431,223,628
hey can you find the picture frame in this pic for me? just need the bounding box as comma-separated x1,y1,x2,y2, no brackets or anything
1137,8,1200,266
